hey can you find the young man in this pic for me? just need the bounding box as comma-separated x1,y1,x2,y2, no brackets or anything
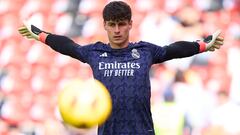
18,1,224,135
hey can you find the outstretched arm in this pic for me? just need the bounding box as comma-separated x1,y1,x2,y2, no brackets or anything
151,30,224,63
18,22,90,62
163,30,224,61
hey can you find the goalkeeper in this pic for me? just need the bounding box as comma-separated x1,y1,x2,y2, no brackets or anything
18,1,224,135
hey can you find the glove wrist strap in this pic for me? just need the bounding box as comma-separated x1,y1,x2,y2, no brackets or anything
197,41,206,53
39,32,48,43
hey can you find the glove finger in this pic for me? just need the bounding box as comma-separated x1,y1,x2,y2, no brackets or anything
27,35,34,39
18,26,26,30
215,40,224,45
22,33,32,37
213,44,221,49
18,29,30,34
18,29,26,34
216,36,224,41
18,26,29,32
18,30,29,34
209,48,215,51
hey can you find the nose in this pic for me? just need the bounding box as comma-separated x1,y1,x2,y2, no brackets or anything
114,25,120,33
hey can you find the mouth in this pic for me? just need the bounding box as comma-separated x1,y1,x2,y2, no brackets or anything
113,36,122,39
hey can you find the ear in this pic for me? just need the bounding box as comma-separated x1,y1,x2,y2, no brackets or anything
129,20,133,29
103,21,107,30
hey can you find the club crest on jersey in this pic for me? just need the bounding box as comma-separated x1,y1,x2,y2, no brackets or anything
131,49,140,59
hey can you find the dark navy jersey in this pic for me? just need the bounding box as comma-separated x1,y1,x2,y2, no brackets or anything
45,34,200,135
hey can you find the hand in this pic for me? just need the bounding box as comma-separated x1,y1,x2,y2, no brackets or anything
18,22,43,41
203,30,224,52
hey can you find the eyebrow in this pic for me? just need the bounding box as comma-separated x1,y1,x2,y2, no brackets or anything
107,20,128,23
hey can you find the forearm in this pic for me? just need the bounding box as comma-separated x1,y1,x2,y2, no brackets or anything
163,41,201,60
41,33,80,56
37,32,91,63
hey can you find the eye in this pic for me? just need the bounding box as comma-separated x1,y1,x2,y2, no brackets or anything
119,22,127,26
108,23,115,27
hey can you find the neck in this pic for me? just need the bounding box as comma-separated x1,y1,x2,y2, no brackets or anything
110,43,128,49
109,40,129,49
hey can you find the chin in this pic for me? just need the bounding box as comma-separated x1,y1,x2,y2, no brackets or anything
113,41,124,45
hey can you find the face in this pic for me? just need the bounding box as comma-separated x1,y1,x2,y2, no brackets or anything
104,20,132,49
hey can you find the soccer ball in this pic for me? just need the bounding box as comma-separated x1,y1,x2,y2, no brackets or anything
57,79,112,128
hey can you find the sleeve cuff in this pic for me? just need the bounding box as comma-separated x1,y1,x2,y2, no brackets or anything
39,33,49,43
197,41,206,53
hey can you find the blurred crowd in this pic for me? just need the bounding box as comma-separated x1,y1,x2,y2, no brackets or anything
0,0,240,135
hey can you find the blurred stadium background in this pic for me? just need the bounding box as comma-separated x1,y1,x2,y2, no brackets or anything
0,0,240,135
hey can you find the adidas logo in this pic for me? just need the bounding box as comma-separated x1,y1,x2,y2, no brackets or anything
100,52,108,57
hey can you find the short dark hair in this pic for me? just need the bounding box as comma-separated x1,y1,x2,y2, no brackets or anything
103,1,132,22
